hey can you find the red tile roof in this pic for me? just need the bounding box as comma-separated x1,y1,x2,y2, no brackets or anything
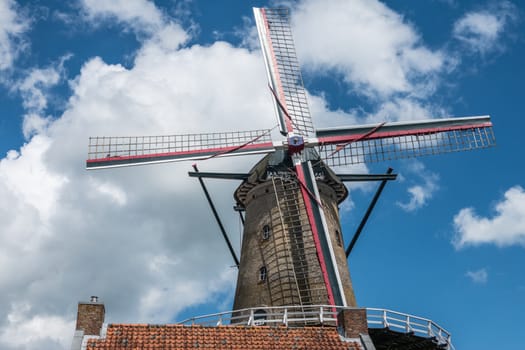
86,324,362,350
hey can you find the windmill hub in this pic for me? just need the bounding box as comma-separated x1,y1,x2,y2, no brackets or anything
287,134,305,155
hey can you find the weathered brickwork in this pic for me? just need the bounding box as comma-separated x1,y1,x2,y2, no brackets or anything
337,308,368,338
233,155,357,311
76,302,105,336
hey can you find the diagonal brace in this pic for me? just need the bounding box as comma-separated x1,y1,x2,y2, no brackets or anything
346,168,395,258
192,164,240,267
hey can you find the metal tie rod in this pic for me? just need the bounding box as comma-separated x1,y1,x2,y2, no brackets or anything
346,168,396,258
191,164,240,267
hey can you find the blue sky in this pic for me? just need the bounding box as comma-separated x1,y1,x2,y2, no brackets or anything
0,0,523,349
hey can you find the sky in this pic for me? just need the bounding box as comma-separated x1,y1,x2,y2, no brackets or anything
0,0,523,349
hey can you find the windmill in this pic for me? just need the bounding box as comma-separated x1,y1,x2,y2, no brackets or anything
86,7,494,318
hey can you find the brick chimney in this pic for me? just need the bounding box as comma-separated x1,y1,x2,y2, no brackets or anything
75,296,105,336
337,308,368,338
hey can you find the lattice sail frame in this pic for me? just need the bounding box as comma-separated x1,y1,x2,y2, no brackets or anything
315,116,496,167
87,129,275,169
254,7,315,137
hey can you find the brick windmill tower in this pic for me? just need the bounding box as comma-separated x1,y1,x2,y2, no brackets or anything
80,7,495,350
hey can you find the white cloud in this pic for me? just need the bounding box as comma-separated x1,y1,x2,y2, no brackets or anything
291,0,444,99
14,55,72,138
81,0,169,36
81,0,162,27
17,69,60,138
453,2,516,54
138,268,236,321
465,268,488,284
90,178,127,206
453,186,525,248
81,0,191,52
22,113,52,140
309,92,359,128
0,303,73,349
369,98,446,124
18,66,60,112
0,0,29,70
397,161,439,212
454,13,502,52
0,135,67,223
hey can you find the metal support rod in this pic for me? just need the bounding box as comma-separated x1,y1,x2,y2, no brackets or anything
192,164,240,267
238,211,245,226
336,173,397,182
346,168,394,258
188,171,250,180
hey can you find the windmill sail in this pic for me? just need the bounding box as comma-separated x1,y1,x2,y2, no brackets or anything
86,129,275,169
315,115,495,167
254,7,348,306
254,7,314,137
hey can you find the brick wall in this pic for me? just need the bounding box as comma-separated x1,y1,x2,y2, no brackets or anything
76,301,105,336
337,308,368,338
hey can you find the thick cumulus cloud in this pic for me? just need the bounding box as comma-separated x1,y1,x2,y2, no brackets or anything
453,186,525,248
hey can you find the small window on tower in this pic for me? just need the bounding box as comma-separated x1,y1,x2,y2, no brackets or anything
262,224,271,240
259,266,267,282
